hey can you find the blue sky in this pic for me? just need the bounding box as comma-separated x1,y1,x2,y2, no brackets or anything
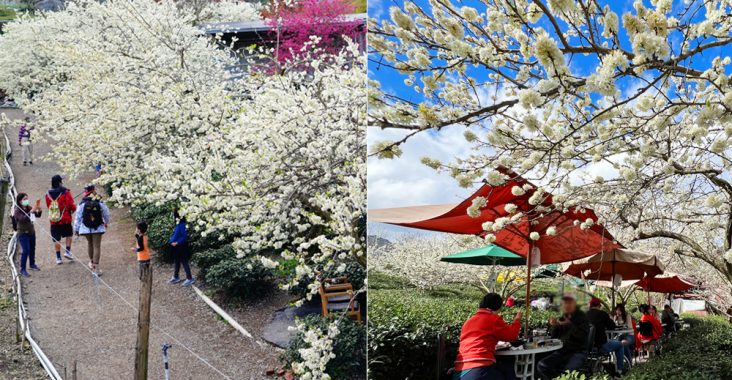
368,0,725,239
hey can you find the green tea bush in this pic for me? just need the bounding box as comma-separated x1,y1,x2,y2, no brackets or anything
625,315,732,380
283,314,366,380
556,371,610,380
368,278,555,380
194,245,275,299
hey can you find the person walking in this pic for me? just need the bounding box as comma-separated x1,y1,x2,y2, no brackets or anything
74,184,110,276
13,193,42,277
45,174,76,264
168,209,194,286
18,117,33,166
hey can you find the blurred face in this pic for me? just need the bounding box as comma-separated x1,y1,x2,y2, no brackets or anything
21,196,29,206
562,298,577,314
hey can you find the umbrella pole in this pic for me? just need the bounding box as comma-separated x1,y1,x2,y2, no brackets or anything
611,261,616,309
524,245,532,339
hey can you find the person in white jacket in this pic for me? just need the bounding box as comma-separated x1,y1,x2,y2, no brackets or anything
74,185,111,276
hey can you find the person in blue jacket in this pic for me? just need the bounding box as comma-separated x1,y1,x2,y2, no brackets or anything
168,209,194,286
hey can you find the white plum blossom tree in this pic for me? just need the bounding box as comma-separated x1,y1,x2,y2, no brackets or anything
369,235,532,297
0,0,365,376
370,235,489,289
369,0,732,299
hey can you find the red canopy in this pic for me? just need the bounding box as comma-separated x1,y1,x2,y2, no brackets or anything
635,274,696,294
370,167,620,264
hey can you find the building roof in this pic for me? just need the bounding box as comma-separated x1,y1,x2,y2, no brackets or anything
201,13,366,35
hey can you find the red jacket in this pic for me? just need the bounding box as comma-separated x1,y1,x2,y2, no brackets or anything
637,314,663,344
454,309,521,371
45,187,76,225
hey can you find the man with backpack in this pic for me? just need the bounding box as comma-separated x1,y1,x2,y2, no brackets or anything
74,184,110,276
45,175,77,264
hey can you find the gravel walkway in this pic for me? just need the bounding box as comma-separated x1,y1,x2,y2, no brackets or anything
1,108,280,380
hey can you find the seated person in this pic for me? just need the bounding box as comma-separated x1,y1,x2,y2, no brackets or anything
537,294,589,379
586,298,628,373
661,305,677,334
613,303,635,362
452,293,522,380
637,304,663,344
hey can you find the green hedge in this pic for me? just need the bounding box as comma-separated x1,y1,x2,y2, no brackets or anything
194,244,275,299
283,314,366,380
625,315,732,380
368,278,555,380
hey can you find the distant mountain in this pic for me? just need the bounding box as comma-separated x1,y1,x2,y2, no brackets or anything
34,0,63,11
367,235,392,249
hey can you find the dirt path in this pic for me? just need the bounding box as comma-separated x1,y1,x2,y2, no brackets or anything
1,108,280,380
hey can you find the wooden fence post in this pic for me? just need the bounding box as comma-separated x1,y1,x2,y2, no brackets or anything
134,263,153,380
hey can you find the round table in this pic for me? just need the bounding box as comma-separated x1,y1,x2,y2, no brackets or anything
606,328,634,340
495,339,563,380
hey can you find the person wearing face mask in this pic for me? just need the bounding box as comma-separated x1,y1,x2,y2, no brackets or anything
168,209,194,286
13,193,42,277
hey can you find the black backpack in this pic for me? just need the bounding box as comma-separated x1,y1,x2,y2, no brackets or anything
82,198,104,229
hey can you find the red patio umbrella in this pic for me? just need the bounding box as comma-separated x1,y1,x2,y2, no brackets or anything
564,249,664,307
636,273,696,303
370,167,622,335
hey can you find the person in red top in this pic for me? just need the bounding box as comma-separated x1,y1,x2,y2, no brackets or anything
45,175,77,264
505,295,515,307
637,304,663,346
452,293,522,380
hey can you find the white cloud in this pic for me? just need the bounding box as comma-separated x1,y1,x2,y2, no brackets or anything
367,125,475,209
367,0,385,19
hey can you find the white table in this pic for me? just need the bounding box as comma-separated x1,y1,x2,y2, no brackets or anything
606,328,634,341
495,340,563,380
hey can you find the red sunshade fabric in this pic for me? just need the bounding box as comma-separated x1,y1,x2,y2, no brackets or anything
370,167,621,264
635,274,696,293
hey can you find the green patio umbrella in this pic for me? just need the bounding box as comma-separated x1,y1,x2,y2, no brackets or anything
441,244,525,266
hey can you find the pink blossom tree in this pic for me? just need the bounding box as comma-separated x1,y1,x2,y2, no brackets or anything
266,0,363,63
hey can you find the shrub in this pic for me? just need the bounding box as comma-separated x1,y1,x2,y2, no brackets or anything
625,315,732,380
556,371,610,380
195,244,275,299
283,314,366,380
368,285,555,380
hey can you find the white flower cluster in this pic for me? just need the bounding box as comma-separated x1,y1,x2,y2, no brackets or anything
290,319,340,379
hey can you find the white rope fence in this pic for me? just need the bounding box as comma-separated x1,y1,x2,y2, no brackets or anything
3,126,63,380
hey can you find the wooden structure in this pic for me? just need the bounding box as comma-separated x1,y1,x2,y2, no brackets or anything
319,277,361,321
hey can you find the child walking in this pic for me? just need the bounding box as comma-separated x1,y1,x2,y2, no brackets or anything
133,221,150,278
